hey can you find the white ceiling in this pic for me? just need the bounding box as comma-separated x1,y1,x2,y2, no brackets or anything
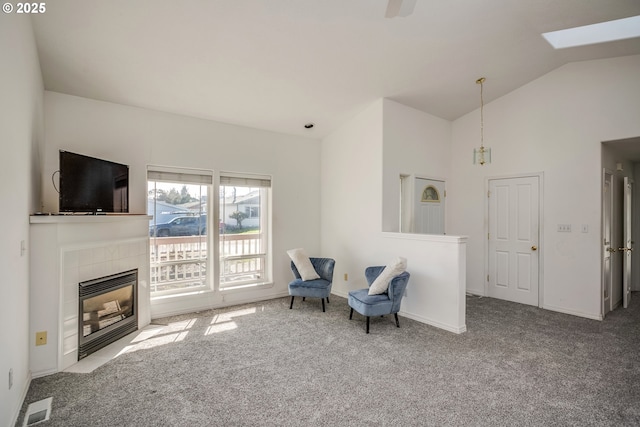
31,0,640,139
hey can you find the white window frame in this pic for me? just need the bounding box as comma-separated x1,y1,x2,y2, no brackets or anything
217,171,272,291
147,166,214,298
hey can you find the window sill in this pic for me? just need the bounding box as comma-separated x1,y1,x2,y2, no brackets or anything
151,288,214,302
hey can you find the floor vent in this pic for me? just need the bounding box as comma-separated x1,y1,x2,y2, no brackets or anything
23,397,52,426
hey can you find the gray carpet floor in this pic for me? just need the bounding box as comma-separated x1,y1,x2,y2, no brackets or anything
16,293,640,426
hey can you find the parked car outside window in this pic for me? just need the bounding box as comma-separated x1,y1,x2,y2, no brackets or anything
150,215,207,237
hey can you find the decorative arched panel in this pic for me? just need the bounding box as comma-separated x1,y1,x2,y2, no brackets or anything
421,185,440,202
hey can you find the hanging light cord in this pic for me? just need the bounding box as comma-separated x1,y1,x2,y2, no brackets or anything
477,77,485,150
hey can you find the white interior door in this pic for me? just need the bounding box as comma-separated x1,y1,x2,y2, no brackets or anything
414,178,445,234
622,177,633,308
603,171,613,315
488,176,540,306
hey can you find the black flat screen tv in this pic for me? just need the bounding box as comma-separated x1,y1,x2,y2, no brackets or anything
59,150,129,213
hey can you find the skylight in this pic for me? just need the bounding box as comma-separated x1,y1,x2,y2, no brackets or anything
542,15,640,49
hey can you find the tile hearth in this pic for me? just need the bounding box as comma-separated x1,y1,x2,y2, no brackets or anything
64,325,165,374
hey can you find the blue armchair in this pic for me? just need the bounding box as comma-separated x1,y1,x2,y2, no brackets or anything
288,257,335,312
348,266,410,333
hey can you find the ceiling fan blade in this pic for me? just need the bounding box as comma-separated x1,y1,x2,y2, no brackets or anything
385,0,403,18
385,0,417,18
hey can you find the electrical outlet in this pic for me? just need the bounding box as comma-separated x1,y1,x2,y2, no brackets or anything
557,224,572,232
8,368,13,390
36,331,47,346
344,273,348,281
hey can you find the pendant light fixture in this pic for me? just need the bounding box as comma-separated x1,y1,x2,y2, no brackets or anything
473,77,491,165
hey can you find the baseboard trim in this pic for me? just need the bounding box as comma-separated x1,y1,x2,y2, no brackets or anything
11,370,32,427
331,290,466,334
219,291,290,310
400,311,467,334
611,299,622,311
331,289,349,299
151,291,290,319
31,368,58,379
542,304,603,321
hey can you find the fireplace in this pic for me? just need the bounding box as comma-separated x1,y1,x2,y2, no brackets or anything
78,269,138,360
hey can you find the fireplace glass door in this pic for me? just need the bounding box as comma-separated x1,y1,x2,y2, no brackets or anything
82,286,133,337
78,269,138,359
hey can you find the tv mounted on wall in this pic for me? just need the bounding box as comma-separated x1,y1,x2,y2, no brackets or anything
59,150,129,213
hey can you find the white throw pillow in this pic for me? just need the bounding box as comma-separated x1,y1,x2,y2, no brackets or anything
368,257,407,295
287,248,321,281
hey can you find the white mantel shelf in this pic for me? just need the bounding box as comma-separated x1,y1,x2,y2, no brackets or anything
30,214,152,224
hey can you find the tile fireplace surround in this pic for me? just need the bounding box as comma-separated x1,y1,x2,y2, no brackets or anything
29,215,152,377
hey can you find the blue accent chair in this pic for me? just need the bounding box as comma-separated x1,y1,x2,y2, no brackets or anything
288,258,335,312
348,266,410,333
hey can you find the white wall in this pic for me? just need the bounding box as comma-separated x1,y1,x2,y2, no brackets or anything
382,99,451,232
0,14,44,427
42,92,321,316
449,55,640,320
321,100,466,333
321,100,384,290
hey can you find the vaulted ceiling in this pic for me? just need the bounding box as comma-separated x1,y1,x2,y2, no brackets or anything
31,0,640,138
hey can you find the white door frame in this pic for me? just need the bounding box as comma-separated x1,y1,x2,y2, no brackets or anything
484,172,544,306
602,169,614,316
622,176,633,308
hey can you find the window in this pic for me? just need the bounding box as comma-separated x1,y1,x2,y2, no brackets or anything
244,206,260,218
219,173,271,289
147,168,212,296
147,168,271,298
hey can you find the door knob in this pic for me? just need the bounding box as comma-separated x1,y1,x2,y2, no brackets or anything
531,245,537,251
608,247,617,253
